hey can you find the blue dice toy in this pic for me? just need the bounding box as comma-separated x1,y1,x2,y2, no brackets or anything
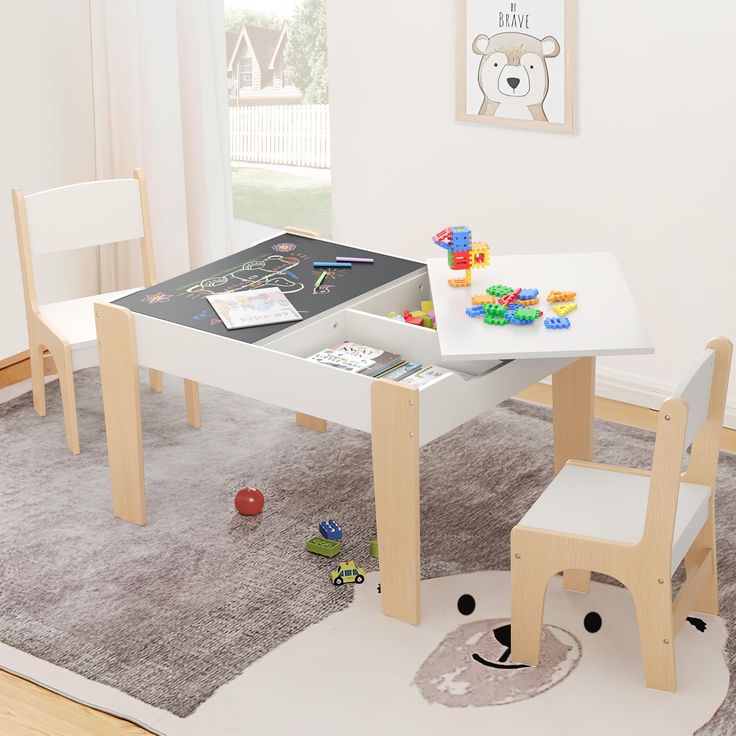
319,520,343,541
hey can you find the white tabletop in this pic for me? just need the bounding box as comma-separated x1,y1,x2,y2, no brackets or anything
427,252,654,361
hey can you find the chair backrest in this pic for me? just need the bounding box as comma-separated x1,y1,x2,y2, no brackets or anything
673,349,716,450
23,179,144,255
643,337,732,559
12,169,156,317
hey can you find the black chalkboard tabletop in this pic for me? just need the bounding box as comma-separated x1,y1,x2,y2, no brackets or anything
113,233,424,344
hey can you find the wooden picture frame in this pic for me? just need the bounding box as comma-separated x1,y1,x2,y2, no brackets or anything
456,0,576,133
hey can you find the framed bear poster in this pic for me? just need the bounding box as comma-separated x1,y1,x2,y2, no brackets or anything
456,0,575,132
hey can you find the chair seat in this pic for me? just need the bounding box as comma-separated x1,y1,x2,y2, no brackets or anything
518,463,711,574
39,289,140,351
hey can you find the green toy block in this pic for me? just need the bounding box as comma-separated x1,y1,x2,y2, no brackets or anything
484,316,508,326
387,311,396,319
422,317,433,328
370,539,379,558
483,303,507,318
486,284,514,297
515,307,542,322
305,536,342,558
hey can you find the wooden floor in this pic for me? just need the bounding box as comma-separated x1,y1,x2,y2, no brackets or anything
0,374,734,734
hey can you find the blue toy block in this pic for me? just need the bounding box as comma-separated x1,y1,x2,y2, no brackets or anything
508,315,535,325
544,317,571,329
517,288,539,301
465,305,486,318
505,303,521,312
319,520,343,541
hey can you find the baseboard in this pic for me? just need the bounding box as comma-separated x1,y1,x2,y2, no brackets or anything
595,367,736,430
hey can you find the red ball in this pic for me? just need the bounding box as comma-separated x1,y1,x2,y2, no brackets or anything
234,487,265,516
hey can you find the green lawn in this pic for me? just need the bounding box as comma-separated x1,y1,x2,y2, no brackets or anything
231,166,332,238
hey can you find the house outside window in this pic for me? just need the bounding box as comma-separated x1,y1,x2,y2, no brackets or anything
225,0,331,238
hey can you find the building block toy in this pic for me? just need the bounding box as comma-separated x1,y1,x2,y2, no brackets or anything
547,290,576,303
545,317,571,329
420,300,434,313
483,303,508,318
471,294,496,305
507,307,542,325
498,288,522,307
433,226,490,287
552,302,578,317
305,536,342,558
513,297,540,306
370,539,379,558
319,519,343,541
516,288,539,301
486,284,514,298
404,315,424,326
330,561,366,586
484,315,509,326
466,305,486,318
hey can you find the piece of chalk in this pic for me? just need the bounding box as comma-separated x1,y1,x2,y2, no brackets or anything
335,256,374,263
313,261,351,268
314,271,327,288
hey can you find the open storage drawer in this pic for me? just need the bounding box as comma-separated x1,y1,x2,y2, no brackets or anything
133,267,574,446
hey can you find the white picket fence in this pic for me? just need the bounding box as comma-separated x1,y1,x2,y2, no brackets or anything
229,104,330,169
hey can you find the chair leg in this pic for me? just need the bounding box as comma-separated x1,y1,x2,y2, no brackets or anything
633,584,677,692
148,369,163,393
685,517,718,615
510,539,550,666
184,379,201,428
563,569,591,593
29,342,47,417
55,346,80,455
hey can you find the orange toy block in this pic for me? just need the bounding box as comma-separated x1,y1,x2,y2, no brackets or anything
547,290,576,303
471,294,496,305
513,297,540,306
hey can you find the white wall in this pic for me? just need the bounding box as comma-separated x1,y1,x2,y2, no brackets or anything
328,0,736,426
0,1,97,360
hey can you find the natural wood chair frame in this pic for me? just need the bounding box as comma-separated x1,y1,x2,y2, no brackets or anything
510,337,732,691
12,169,200,454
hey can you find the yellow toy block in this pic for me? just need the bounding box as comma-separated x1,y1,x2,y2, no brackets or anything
552,302,578,317
471,294,496,305
420,300,434,313
547,290,577,303
469,242,490,269
410,310,426,318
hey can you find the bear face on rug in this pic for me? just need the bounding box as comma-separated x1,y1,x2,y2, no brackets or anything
182,571,728,736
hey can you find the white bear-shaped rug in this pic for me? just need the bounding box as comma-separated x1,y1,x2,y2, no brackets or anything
180,570,728,736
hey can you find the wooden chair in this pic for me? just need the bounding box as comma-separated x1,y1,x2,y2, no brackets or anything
12,169,201,454
510,337,732,691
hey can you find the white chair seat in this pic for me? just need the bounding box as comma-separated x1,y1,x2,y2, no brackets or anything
39,289,140,351
518,463,711,574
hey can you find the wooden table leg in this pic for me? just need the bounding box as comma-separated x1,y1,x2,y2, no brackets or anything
371,379,421,624
552,357,595,592
295,412,327,432
95,303,147,526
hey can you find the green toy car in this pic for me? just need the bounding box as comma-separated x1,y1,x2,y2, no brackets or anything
305,536,342,558
330,561,366,586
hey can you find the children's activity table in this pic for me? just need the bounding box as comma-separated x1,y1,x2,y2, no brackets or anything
94,233,653,626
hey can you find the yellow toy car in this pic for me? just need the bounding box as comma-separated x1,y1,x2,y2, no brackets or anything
330,561,366,586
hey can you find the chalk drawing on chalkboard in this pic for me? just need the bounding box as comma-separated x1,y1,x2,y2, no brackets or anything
180,253,306,299
272,242,297,252
142,292,173,304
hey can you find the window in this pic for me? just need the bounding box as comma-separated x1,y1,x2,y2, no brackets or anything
225,0,331,238
238,56,253,88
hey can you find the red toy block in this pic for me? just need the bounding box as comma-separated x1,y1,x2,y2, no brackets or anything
450,252,471,270
498,287,522,307
404,315,424,326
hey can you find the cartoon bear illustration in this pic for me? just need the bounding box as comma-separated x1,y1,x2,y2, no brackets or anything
472,31,560,121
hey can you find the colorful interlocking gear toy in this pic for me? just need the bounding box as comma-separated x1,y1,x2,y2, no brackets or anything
465,305,486,318
484,316,508,326
508,307,543,325
471,294,496,305
433,226,490,287
486,284,514,298
516,289,539,301
552,303,577,317
483,303,508,318
547,290,576,303
498,288,522,307
544,317,571,329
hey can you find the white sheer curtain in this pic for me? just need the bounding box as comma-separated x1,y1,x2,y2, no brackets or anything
90,0,233,290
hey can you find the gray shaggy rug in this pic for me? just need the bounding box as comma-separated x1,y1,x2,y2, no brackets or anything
0,368,733,731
